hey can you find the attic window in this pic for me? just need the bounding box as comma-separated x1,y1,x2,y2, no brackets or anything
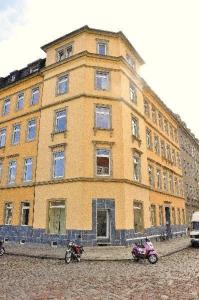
56,44,73,62
30,66,39,73
57,49,65,62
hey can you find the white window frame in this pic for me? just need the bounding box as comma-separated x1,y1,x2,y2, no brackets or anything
0,128,6,147
55,109,67,132
53,151,65,179
27,119,36,141
16,93,24,110
21,202,30,226
97,42,107,55
57,75,68,95
95,106,111,129
4,203,13,225
132,117,139,138
30,87,39,105
129,84,137,103
96,71,109,90
96,149,111,176
133,152,141,182
23,158,33,182
3,99,10,115
12,124,20,145
8,160,17,184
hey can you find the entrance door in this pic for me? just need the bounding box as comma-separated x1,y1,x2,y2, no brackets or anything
49,201,66,234
97,209,110,240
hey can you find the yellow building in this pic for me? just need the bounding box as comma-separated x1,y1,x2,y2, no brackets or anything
0,26,186,245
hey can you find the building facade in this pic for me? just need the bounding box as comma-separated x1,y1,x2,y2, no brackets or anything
0,26,186,245
177,116,199,223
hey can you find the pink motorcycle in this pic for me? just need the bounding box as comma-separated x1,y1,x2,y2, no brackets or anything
131,237,158,264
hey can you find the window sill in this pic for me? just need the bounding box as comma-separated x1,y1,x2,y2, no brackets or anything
51,130,67,141
93,127,113,137
132,135,141,146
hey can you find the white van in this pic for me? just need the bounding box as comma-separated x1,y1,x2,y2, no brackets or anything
190,211,199,246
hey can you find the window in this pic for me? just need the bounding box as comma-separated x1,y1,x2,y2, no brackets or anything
53,151,65,178
164,119,169,134
133,152,141,182
27,119,36,141
24,158,33,182
0,160,2,181
174,177,179,195
97,42,107,55
12,124,20,144
172,207,176,225
163,170,168,191
129,84,137,103
158,112,163,129
151,106,157,124
146,128,152,149
126,54,135,68
172,149,176,165
161,140,166,158
57,48,65,61
4,203,13,225
57,45,73,62
148,165,154,188
30,88,39,105
16,93,24,110
159,206,164,226
133,201,143,232
144,99,150,117
174,129,178,143
2,98,10,115
21,202,30,226
154,135,160,155
182,209,185,224
66,45,73,58
166,144,171,162
170,124,174,140
96,71,109,90
55,110,67,132
132,117,139,138
177,208,181,225
96,149,110,176
8,160,17,184
95,106,110,129
176,152,181,168
57,75,68,94
168,173,173,193
151,205,156,226
156,169,162,190
0,128,6,147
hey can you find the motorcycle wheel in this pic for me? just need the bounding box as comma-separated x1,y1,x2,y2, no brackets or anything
0,247,5,256
148,254,158,264
132,253,139,262
65,251,72,264
76,256,81,262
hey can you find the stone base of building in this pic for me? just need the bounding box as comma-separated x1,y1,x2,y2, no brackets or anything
0,224,187,246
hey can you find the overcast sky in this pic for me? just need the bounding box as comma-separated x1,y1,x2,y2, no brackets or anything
0,0,199,137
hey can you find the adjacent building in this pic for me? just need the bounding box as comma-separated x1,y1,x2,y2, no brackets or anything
177,116,199,223
0,26,186,245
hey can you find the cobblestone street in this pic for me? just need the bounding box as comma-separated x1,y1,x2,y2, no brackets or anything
0,241,199,300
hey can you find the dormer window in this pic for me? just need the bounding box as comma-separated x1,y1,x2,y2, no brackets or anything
56,44,73,62
10,74,16,82
30,66,39,73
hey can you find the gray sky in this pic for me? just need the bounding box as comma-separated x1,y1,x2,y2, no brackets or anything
0,0,199,137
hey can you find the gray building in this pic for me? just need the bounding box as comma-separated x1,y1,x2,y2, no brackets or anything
177,115,199,223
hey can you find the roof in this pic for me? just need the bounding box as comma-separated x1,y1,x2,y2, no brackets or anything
41,25,145,65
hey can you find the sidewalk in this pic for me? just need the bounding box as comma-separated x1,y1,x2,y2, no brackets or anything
3,236,190,261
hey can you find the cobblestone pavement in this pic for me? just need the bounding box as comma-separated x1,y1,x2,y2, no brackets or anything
0,246,199,300
4,236,190,260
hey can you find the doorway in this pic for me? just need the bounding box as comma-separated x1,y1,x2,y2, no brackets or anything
97,209,110,240
48,201,66,234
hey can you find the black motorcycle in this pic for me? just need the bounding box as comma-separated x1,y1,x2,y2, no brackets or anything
0,241,5,256
65,241,84,264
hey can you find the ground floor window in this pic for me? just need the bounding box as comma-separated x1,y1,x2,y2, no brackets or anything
133,201,144,232
150,204,156,226
21,202,30,226
48,200,66,234
159,206,164,226
5,203,13,225
172,207,176,225
182,209,185,224
177,208,181,225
